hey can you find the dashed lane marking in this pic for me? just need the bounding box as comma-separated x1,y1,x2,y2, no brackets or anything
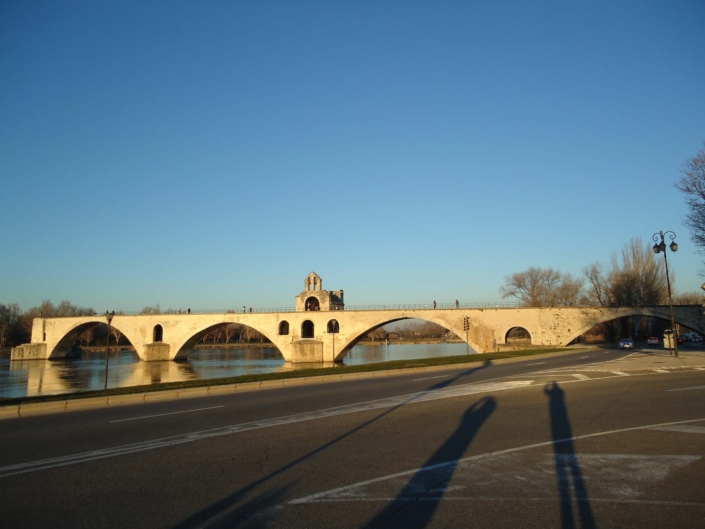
412,375,448,381
572,374,590,381
650,425,705,435
651,369,669,374
668,385,705,392
109,405,225,423
527,362,545,366
611,371,630,377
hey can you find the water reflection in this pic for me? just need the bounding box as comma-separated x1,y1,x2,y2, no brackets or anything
0,342,473,399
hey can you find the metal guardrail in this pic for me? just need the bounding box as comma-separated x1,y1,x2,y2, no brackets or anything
40,302,703,318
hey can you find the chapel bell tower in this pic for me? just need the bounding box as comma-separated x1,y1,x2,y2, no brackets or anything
295,272,344,311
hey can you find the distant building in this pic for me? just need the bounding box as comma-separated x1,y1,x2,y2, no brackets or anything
295,272,344,311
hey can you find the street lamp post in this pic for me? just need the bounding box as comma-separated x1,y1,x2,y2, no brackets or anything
652,231,678,358
104,310,115,390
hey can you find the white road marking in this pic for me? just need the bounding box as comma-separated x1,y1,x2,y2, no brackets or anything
412,375,448,381
694,367,705,371
572,374,590,381
651,369,669,374
289,418,705,505
650,425,705,435
611,371,630,377
109,405,225,423
527,362,545,366
580,356,589,359
668,385,705,392
0,379,533,479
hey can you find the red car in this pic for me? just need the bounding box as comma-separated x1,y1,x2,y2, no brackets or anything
647,336,659,345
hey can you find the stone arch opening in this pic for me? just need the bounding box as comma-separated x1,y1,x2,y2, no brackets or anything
302,320,315,338
563,307,705,347
153,324,163,343
305,297,320,311
279,321,290,335
173,321,281,361
327,319,339,333
49,320,137,360
506,327,531,345
334,316,479,362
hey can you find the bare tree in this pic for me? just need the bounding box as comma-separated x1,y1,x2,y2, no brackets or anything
223,324,238,344
608,237,667,306
0,304,21,347
673,291,702,304
499,267,584,307
583,262,609,306
675,141,705,258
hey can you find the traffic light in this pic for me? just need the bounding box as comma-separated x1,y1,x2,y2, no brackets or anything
463,316,469,331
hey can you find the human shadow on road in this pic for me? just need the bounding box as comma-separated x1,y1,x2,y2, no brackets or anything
170,361,493,528
544,381,596,529
362,396,496,529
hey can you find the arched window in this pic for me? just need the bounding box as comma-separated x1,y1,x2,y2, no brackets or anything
153,324,163,343
305,297,320,311
279,321,290,336
506,327,531,344
327,320,339,333
302,320,314,339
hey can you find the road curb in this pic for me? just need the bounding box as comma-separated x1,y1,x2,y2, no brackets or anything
1,348,596,420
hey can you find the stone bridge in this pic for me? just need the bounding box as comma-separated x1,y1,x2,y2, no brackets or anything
12,305,705,363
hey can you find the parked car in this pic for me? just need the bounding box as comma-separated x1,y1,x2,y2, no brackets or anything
618,338,635,349
692,334,704,342
646,336,659,345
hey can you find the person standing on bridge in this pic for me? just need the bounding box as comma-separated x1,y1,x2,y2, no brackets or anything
456,299,459,309
242,306,246,313
433,300,437,309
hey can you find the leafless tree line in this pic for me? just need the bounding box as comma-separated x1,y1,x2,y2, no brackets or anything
198,324,270,345
499,237,700,308
361,321,459,342
499,237,701,340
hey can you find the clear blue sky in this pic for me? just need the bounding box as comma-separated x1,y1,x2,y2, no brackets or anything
1,1,704,312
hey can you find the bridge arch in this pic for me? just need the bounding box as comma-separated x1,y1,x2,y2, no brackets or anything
47,318,140,360
172,320,281,361
331,314,482,362
505,327,532,345
561,306,705,346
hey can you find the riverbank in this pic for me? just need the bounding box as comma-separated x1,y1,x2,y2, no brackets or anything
0,347,576,408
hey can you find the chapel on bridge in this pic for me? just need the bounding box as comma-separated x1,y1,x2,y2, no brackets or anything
295,272,344,311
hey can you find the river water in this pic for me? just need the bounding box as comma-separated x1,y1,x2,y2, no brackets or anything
0,342,474,399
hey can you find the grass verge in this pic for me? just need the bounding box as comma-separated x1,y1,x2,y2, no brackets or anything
0,347,580,406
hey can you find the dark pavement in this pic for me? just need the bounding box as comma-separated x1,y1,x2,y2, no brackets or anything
1,347,704,528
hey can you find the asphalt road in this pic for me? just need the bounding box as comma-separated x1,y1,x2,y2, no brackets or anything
1,347,704,528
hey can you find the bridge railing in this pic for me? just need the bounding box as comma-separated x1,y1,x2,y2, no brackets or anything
344,302,522,311
37,302,702,317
